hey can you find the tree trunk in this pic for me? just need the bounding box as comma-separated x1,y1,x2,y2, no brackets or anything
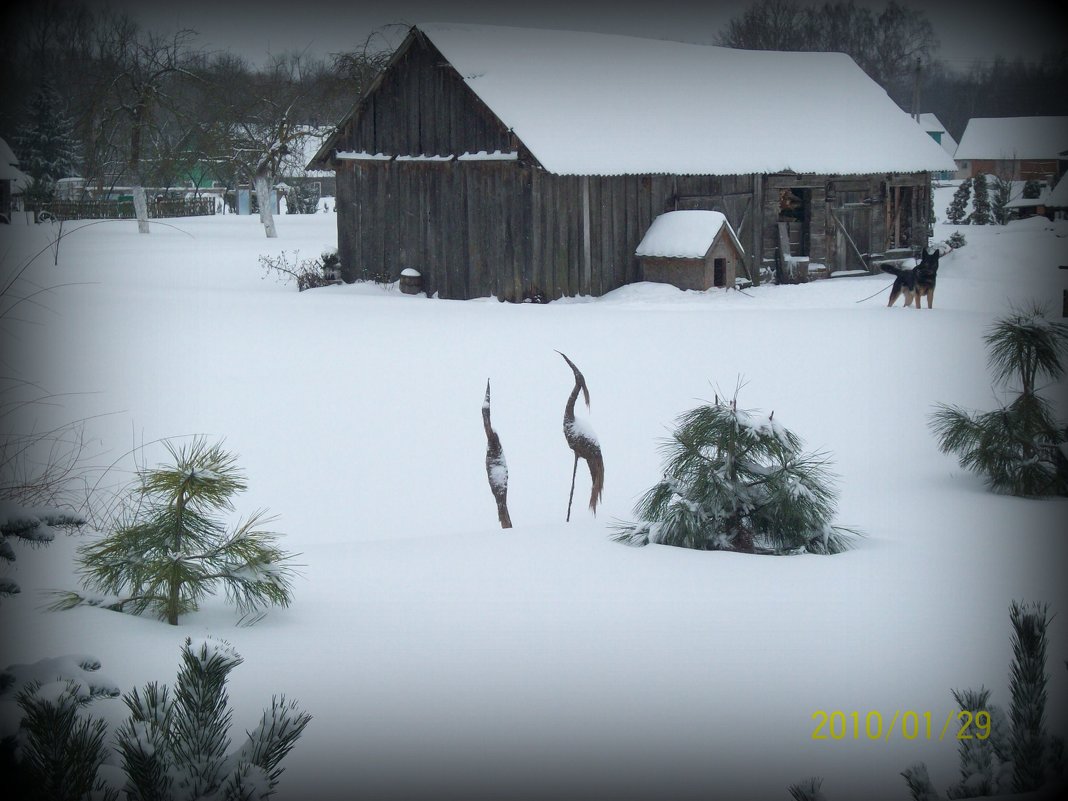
254,172,277,238
130,103,150,234
132,184,150,234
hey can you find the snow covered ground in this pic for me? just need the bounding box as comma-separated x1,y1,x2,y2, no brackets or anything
1,197,1067,800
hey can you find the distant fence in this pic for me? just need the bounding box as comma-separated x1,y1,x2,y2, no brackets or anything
28,197,217,221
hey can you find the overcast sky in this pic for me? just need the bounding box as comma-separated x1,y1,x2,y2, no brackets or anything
111,0,1062,70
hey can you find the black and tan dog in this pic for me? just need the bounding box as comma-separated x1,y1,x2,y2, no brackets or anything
882,247,940,308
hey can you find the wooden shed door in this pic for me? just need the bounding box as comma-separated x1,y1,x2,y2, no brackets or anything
833,192,872,270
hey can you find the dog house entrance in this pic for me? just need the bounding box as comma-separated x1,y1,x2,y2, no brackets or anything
713,258,726,287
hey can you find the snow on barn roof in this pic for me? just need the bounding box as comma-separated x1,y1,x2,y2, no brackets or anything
635,210,743,258
414,23,956,177
954,116,1068,161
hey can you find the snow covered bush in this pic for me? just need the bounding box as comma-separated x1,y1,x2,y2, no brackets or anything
947,230,966,250
117,637,311,800
1,501,84,599
929,305,1068,496
55,439,298,625
2,641,311,801
613,389,856,554
1,655,120,801
259,250,333,291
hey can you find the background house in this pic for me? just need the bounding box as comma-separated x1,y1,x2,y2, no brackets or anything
310,23,955,300
953,116,1068,182
1,137,29,221
916,113,960,180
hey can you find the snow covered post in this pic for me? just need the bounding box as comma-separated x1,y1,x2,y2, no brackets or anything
482,380,512,528
399,268,423,295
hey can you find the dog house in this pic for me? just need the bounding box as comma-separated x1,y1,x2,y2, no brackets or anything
636,210,745,290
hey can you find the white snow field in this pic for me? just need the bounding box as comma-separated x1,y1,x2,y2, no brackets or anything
1,199,1067,801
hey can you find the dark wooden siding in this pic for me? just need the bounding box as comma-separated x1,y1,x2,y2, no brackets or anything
335,34,517,158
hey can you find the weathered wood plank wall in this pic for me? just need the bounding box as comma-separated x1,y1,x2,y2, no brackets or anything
336,161,765,300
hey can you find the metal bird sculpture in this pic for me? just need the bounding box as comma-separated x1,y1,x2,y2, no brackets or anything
556,351,604,520
482,379,512,528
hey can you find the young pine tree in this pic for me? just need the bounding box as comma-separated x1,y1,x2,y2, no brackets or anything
5,683,116,801
613,389,856,554
57,439,298,624
929,305,1068,496
1008,601,1050,793
946,178,972,225
970,173,992,224
117,638,311,800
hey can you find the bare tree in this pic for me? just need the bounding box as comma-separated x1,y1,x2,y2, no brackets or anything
719,1,938,102
95,15,202,232
717,0,810,51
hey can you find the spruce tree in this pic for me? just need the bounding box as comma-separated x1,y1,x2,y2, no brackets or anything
970,173,992,224
13,82,78,203
992,175,1013,224
946,178,971,224
55,439,298,624
613,388,856,554
929,305,1068,496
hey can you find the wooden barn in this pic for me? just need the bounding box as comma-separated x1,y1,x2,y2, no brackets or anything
309,23,956,300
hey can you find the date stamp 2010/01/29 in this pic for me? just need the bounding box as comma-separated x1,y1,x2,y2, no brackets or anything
811,710,991,741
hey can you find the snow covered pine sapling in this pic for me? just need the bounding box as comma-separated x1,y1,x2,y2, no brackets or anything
929,304,1068,496
54,439,298,624
613,388,856,554
117,638,310,800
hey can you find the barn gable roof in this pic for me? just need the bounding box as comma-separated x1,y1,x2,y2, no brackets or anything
315,23,955,177
954,116,1068,161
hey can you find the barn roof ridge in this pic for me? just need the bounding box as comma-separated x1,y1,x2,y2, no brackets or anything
312,22,956,177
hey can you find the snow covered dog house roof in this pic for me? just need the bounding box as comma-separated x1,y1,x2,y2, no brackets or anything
315,23,956,177
635,210,743,258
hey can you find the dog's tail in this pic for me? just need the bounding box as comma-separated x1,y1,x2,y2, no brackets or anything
880,264,906,278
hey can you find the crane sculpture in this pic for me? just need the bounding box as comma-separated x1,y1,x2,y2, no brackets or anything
482,379,512,528
557,351,604,521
